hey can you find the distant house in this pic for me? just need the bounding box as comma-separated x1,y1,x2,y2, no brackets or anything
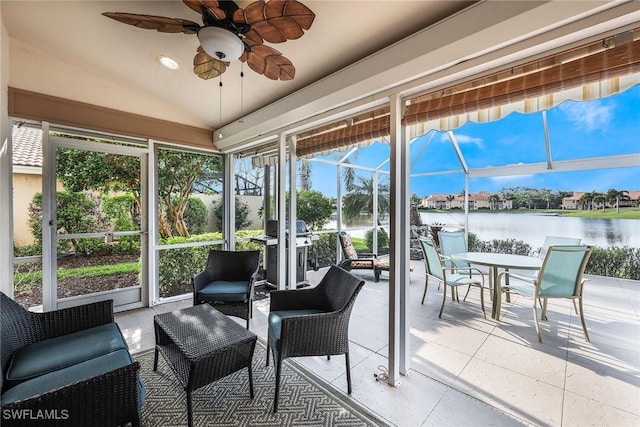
422,194,449,209
12,127,57,246
621,191,640,207
423,193,512,210
562,192,584,210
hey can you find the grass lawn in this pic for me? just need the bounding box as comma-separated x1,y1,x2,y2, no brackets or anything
14,262,140,286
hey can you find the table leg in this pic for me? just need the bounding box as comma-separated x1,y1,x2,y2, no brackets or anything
248,365,255,399
153,347,159,371
186,390,193,427
491,266,499,320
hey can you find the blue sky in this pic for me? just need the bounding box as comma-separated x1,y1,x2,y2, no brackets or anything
306,85,640,198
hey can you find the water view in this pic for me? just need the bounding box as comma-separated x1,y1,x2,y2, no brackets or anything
419,211,638,249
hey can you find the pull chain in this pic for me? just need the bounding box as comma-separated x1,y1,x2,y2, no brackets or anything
239,65,245,123
218,77,223,139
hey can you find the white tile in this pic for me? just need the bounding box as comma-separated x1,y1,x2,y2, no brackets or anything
473,335,568,388
563,390,640,427
455,357,564,426
423,387,531,427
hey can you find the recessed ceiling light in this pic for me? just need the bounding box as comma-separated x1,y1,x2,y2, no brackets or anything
159,55,179,70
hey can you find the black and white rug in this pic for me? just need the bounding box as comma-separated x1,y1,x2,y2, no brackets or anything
137,341,387,426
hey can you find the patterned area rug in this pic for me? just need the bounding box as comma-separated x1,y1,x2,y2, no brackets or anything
136,341,387,426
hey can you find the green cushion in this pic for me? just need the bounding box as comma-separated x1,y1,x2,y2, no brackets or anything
268,309,326,341
6,323,127,381
1,349,134,404
198,280,250,302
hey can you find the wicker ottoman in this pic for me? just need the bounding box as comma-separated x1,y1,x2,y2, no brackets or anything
153,304,257,427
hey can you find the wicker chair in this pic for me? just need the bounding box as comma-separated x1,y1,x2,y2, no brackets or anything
266,265,365,412
192,249,260,329
0,292,142,427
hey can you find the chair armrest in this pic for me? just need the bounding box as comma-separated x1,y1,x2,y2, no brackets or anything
192,269,212,294
358,253,377,258
39,299,114,340
270,287,321,311
453,267,485,285
0,361,141,427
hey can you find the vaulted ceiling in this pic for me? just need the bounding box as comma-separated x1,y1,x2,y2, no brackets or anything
3,1,640,156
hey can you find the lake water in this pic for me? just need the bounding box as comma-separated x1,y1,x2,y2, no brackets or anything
419,211,638,249
327,212,638,249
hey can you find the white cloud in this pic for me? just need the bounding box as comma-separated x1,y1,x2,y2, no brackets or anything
438,133,484,148
489,174,534,183
557,101,613,131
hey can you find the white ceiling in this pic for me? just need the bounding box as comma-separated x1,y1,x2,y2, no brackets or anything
2,1,471,128
3,1,640,153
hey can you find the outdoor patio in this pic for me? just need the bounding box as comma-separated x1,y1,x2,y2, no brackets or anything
115,261,640,426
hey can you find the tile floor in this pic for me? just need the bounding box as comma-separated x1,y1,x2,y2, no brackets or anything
116,261,640,426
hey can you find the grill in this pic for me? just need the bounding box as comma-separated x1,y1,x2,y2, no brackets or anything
251,220,318,289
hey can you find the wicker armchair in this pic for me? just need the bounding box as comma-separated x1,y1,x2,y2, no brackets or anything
266,265,365,412
192,250,260,329
0,292,141,427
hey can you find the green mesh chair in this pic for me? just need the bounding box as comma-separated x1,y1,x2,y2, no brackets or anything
497,245,593,342
438,230,488,300
418,237,485,319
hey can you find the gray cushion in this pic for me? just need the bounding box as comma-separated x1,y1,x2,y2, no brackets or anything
198,280,250,302
1,349,134,404
268,309,326,341
6,323,127,381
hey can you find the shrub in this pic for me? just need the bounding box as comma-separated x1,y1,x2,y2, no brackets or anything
28,191,110,254
183,197,208,235
313,233,338,268
213,197,251,231
102,194,138,231
366,228,389,253
585,246,640,280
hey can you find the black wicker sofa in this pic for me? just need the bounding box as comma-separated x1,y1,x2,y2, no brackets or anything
0,292,143,426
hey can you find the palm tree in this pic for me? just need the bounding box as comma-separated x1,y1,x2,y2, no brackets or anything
488,194,499,210
299,159,312,190
607,188,630,213
342,176,390,223
446,194,455,210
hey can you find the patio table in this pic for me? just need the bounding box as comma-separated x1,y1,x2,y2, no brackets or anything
451,252,542,320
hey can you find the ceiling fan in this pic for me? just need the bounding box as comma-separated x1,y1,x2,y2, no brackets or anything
103,0,315,81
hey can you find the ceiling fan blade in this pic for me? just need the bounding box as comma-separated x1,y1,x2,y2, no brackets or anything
242,0,315,43
193,46,230,79
243,44,295,80
183,0,227,20
102,12,200,34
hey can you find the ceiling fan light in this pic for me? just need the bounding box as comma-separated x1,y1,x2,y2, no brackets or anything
197,26,244,61
159,55,179,70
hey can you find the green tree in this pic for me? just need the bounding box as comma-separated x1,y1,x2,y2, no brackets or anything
607,188,630,213
446,194,455,210
56,146,222,238
296,190,333,230
342,176,389,222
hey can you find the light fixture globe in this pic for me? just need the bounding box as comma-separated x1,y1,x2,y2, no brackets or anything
197,26,244,61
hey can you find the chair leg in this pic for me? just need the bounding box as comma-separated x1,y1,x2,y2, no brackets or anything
273,356,283,413
463,285,471,301
439,285,447,318
345,352,352,394
478,285,486,319
421,276,429,304
374,268,381,282
578,296,590,343
248,364,255,399
533,302,542,343
541,298,548,321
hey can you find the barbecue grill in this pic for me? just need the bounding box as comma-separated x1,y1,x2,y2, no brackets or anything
251,220,318,289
